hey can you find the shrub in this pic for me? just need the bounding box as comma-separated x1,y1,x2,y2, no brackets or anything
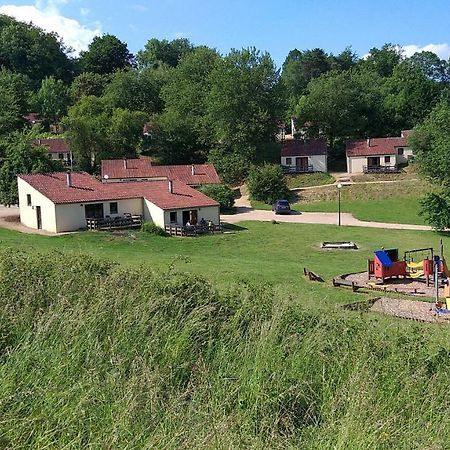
419,192,450,231
247,164,290,204
141,221,167,236
200,184,235,212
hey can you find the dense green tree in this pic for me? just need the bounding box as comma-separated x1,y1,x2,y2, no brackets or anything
383,61,441,130
104,68,168,114
410,102,450,184
63,96,147,171
207,147,252,184
0,68,33,134
62,96,107,171
296,68,387,145
108,108,148,155
0,15,73,85
34,76,71,124
0,132,62,205
0,85,21,135
247,164,290,204
407,51,449,84
282,48,331,106
362,43,402,77
0,68,33,115
409,103,450,230
330,47,359,71
78,34,134,75
71,72,109,99
137,38,193,69
152,47,219,163
207,48,282,150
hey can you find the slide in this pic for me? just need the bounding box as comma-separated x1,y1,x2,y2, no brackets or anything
407,261,424,269
409,271,424,279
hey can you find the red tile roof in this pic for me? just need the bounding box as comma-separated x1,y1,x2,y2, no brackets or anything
346,136,408,157
101,159,220,185
34,138,70,154
19,172,219,209
281,139,328,157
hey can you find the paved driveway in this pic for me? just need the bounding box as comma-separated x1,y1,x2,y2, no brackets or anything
221,208,431,231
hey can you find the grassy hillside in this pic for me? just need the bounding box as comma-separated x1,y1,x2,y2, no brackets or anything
1,248,450,449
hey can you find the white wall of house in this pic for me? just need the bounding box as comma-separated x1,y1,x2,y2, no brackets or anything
396,146,414,164
55,198,143,232
18,178,58,232
143,199,166,227
281,155,328,172
347,155,396,173
143,200,220,228
163,206,220,226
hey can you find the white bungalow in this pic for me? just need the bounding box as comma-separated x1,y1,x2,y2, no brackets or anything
280,139,328,173
346,130,413,174
18,172,219,233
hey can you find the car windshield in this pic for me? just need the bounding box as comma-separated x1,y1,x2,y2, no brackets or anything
278,200,289,206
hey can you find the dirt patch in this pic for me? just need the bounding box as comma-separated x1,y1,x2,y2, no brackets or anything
370,297,450,323
3,215,20,223
344,271,441,297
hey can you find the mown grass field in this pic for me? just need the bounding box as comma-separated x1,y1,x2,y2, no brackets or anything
2,223,450,448
0,221,445,290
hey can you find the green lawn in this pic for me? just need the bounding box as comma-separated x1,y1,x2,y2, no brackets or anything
0,221,444,293
285,171,335,189
299,197,425,225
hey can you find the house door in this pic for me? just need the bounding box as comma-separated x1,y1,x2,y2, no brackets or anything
36,206,42,229
296,157,308,170
190,210,198,225
85,203,104,219
182,210,198,225
367,157,380,167
182,210,190,226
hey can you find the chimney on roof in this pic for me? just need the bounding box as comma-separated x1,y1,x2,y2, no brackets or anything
367,138,371,147
168,179,173,193
123,159,127,169
66,170,72,187
191,164,195,176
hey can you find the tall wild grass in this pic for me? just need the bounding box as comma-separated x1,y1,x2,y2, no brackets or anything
1,248,449,449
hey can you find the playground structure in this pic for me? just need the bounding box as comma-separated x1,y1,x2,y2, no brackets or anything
368,247,440,286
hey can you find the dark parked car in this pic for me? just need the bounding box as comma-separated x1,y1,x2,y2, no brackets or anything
272,199,291,214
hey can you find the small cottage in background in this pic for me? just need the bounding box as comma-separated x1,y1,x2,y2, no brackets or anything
33,138,71,166
280,139,328,173
101,159,220,186
346,130,413,174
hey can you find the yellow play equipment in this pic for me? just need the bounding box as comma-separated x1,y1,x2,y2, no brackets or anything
407,260,425,278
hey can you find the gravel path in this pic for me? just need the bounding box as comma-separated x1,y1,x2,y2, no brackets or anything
370,297,449,323
222,209,431,231
0,205,56,235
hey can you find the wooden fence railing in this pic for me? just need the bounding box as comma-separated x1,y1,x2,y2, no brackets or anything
363,165,399,174
86,214,143,230
281,165,314,174
164,224,223,237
